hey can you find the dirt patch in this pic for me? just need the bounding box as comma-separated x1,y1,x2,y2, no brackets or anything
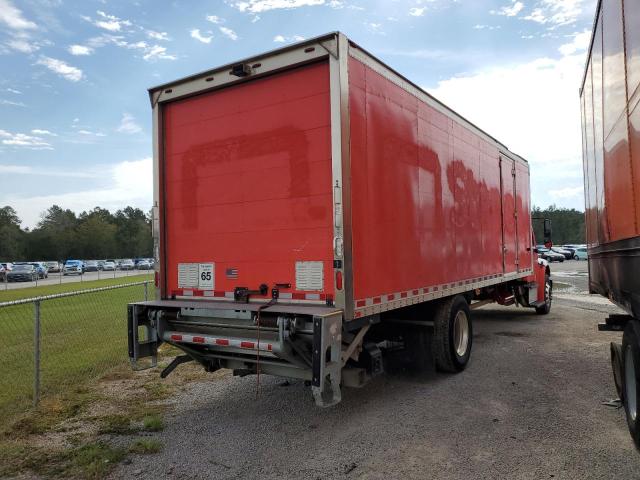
0,348,212,479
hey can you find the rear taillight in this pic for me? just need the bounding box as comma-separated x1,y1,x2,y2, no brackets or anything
335,270,343,291
154,271,159,288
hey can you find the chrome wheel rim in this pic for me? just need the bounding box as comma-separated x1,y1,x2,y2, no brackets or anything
545,279,552,307
453,310,470,357
626,345,637,422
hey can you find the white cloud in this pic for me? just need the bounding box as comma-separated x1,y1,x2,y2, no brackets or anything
549,186,583,199
87,34,177,61
36,56,84,82
219,26,238,40
116,113,142,134
428,50,587,209
7,88,22,94
206,15,223,23
31,129,57,136
0,129,53,149
273,34,305,43
522,0,587,27
558,29,591,55
233,0,325,13
0,164,95,177
0,99,26,107
191,29,213,44
68,44,93,56
142,44,175,61
474,24,501,30
491,1,524,17
7,38,40,53
0,0,37,30
409,7,426,16
93,10,132,32
147,30,169,41
6,158,152,229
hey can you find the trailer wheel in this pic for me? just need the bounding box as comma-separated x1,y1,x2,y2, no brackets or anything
623,322,640,450
535,274,552,315
432,295,472,373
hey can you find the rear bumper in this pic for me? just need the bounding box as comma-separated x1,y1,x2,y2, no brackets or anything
128,299,344,406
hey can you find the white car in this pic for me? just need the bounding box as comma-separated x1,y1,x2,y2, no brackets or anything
102,261,116,271
120,259,135,270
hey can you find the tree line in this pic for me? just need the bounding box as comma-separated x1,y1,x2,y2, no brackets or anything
532,205,585,245
0,205,152,261
0,203,585,262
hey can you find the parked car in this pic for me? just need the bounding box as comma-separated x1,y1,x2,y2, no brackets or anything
84,260,99,272
63,260,84,275
0,262,12,281
120,259,135,271
573,247,589,260
537,247,565,262
550,247,573,260
8,264,38,282
46,261,61,273
29,262,49,279
102,261,116,271
137,259,152,270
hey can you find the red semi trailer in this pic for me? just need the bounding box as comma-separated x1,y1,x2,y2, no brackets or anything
128,33,551,406
581,0,640,448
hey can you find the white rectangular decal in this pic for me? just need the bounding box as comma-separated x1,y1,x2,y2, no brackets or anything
198,263,215,290
295,261,324,291
178,263,198,288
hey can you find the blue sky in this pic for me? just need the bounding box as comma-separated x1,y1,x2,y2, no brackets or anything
0,0,596,228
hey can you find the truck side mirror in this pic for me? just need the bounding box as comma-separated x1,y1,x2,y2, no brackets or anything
543,218,552,248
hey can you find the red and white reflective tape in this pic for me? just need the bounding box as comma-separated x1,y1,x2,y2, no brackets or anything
165,331,274,352
352,270,534,318
170,289,331,302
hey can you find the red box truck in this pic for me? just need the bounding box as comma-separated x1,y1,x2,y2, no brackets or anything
128,33,551,406
581,0,640,448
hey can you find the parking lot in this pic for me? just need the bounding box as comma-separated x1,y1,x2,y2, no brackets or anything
107,258,640,480
0,269,153,291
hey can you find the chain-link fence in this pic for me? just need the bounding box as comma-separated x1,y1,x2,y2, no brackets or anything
0,281,151,423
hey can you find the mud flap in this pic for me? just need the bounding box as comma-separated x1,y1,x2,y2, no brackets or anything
127,304,158,370
311,311,343,407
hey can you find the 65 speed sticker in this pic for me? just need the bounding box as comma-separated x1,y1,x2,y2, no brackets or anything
178,262,215,289
198,263,214,289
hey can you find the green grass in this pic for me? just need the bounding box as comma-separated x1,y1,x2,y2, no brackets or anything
128,439,162,455
142,414,163,432
0,273,152,302
0,441,126,479
0,276,153,425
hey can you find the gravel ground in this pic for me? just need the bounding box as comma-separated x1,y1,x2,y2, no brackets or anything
110,264,640,480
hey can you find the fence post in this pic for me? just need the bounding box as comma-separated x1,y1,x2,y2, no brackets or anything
33,300,41,407
144,282,148,302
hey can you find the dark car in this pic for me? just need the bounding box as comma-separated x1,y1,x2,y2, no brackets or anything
8,264,38,282
0,262,12,282
537,247,565,262
84,260,99,272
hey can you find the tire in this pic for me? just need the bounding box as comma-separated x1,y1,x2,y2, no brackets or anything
623,322,640,450
574,254,579,260
535,274,552,315
611,342,624,401
432,295,472,372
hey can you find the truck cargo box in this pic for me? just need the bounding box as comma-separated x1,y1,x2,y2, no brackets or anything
131,33,550,406
153,34,535,319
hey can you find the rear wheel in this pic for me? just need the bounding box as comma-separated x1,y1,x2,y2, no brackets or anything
432,295,472,372
623,322,640,450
